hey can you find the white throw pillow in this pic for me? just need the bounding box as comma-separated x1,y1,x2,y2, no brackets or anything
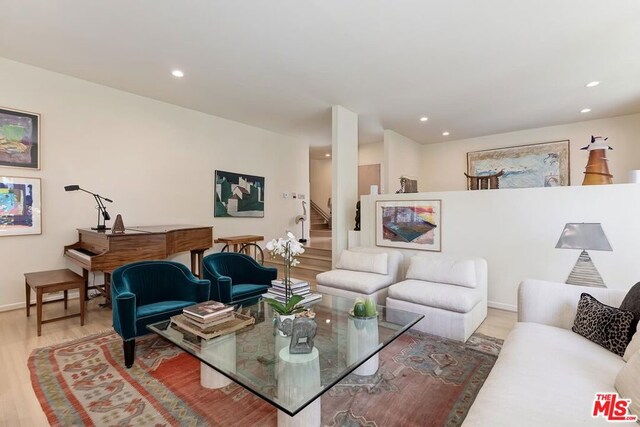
624,329,640,362
406,256,477,288
336,250,388,275
615,349,640,420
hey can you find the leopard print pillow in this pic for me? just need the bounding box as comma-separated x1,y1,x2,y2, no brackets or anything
572,293,634,357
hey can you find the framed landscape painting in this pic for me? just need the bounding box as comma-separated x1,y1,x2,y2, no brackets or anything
467,140,570,189
0,107,40,170
376,200,441,251
0,176,42,236
214,170,265,218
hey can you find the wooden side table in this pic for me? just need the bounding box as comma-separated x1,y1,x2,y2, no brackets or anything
215,235,264,252
25,269,86,336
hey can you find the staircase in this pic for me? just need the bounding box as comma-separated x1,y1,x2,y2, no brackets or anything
310,201,331,238
263,246,332,288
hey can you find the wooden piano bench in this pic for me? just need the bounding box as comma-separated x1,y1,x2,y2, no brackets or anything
24,269,86,336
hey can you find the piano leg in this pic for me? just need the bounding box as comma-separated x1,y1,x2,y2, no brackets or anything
191,250,205,279
99,272,112,308
83,269,89,301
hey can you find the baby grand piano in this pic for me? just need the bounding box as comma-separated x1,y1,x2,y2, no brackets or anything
64,225,213,305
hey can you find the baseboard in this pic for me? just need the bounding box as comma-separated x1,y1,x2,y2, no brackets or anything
0,290,81,313
488,301,517,312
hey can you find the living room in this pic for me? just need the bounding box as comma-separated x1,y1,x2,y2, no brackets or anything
1,1,639,426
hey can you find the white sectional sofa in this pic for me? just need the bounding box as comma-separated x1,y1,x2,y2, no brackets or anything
463,279,638,426
386,256,488,342
316,247,403,305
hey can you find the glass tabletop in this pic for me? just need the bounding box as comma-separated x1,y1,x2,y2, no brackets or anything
147,294,423,416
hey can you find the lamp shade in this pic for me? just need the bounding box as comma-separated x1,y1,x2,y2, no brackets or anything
555,223,612,251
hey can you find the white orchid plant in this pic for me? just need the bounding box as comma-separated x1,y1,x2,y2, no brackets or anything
264,232,305,314
266,232,305,270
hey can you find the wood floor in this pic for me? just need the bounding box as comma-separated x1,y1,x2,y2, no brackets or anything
0,298,516,426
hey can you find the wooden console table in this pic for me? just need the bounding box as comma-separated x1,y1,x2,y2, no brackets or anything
215,235,264,252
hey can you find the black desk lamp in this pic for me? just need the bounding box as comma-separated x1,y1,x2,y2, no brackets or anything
64,185,113,231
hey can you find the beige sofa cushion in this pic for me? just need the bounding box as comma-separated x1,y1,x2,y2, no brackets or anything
624,329,640,362
463,322,628,426
406,256,477,288
388,279,482,313
336,249,388,275
616,349,640,420
316,269,393,294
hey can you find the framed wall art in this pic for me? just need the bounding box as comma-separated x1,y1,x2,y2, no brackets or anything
467,140,570,189
0,107,41,170
0,176,42,236
214,170,265,218
376,199,441,251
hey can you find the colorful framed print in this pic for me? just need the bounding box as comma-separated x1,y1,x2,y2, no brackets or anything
0,176,42,236
467,140,570,189
376,200,441,251
214,170,265,218
0,107,41,170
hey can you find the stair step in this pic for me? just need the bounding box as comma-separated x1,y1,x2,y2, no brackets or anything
302,246,332,257
310,229,332,237
264,259,329,272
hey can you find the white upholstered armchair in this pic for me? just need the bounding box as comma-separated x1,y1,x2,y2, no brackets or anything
315,247,403,304
386,255,488,342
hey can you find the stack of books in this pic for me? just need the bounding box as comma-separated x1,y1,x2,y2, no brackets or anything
179,301,235,329
263,279,322,304
170,300,256,340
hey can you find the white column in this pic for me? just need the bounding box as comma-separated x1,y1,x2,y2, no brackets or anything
331,105,358,265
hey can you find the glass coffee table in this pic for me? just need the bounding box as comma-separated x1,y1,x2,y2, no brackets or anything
147,294,423,427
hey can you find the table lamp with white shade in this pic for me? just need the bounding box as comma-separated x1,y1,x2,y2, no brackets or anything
555,223,612,287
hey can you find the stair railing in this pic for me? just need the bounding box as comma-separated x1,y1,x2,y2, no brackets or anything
309,199,331,228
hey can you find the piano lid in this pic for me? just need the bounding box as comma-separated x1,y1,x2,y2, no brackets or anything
76,225,211,235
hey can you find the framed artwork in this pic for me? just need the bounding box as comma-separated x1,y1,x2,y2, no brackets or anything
214,170,265,218
0,107,41,169
376,200,441,251
0,176,42,236
467,140,570,189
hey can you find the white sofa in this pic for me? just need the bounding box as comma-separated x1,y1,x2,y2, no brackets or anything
386,256,488,342
316,247,403,305
463,279,637,426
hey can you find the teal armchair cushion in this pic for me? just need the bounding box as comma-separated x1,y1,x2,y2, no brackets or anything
112,260,210,341
202,253,277,304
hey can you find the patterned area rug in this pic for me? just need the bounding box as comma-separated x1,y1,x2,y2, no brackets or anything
29,330,502,426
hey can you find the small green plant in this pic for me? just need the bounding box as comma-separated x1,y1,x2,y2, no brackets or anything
264,294,305,315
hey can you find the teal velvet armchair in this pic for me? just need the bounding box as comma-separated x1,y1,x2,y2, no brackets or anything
202,253,277,305
111,260,210,368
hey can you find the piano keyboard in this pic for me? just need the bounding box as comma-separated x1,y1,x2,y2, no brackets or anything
66,249,94,262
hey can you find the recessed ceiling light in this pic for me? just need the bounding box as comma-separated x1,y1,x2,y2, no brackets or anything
325,154,331,157
586,81,600,88
442,131,450,136
580,108,592,113
171,69,184,78
420,117,428,122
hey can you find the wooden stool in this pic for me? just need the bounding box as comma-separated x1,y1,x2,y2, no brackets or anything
25,269,86,336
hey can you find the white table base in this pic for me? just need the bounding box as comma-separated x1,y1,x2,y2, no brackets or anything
277,347,321,427
347,316,379,376
199,333,236,389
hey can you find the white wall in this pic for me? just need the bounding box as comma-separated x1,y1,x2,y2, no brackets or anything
0,58,309,310
421,113,640,192
383,130,422,193
309,158,332,216
359,141,383,166
360,184,640,311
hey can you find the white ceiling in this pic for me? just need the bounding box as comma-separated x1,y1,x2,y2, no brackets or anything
1,1,639,147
